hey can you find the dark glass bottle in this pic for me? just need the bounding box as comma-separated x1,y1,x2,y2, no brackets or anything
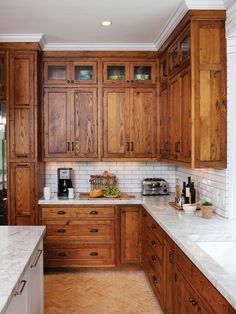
185,177,191,203
190,182,196,204
182,182,186,203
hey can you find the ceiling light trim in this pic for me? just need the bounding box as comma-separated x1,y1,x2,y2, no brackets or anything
43,42,157,51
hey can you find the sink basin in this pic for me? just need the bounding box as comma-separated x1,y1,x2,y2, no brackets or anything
196,241,236,278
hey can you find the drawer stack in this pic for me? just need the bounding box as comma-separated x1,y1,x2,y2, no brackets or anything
40,206,115,268
143,213,164,306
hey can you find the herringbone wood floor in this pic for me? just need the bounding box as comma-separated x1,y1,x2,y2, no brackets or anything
44,270,163,314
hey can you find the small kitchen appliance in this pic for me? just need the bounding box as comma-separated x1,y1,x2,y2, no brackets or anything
57,168,73,198
142,178,168,196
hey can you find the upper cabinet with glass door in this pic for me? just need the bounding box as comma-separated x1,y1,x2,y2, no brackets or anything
44,61,97,85
103,61,156,85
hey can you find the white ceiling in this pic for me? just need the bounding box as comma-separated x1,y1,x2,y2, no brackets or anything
0,0,228,50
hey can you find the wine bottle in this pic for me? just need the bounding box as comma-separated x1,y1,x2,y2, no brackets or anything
190,182,196,204
182,181,186,203
185,177,191,204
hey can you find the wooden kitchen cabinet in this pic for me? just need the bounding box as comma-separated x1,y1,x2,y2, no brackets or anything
103,61,156,85
120,206,142,264
159,83,169,160
9,52,35,161
0,51,6,99
159,11,226,168
44,60,97,85
43,87,98,160
163,235,175,314
103,88,156,159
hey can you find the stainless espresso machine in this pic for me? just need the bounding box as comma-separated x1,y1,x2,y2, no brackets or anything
57,168,73,198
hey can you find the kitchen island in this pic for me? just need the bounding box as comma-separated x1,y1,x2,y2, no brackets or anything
0,226,45,314
39,193,236,310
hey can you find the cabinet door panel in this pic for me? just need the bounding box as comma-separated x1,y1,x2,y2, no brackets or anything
130,88,156,158
169,76,181,160
160,84,169,159
44,89,71,158
71,88,98,158
9,53,35,160
179,69,191,162
120,206,142,264
103,88,130,158
9,163,35,225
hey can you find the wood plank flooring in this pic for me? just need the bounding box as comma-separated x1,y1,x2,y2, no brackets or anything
44,270,163,314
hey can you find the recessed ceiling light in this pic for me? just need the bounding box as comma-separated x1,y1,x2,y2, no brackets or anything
101,21,112,26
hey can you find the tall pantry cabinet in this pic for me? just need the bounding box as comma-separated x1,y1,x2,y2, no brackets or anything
6,45,45,225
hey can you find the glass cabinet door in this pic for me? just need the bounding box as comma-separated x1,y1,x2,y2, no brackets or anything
169,41,179,74
160,55,168,82
72,62,97,84
130,62,156,84
179,30,190,64
44,62,71,84
103,62,129,84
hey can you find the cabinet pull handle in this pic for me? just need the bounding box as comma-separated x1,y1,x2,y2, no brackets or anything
175,141,180,153
189,298,197,306
165,142,168,151
151,240,157,248
72,142,74,151
14,280,26,296
57,229,66,233
151,256,157,264
90,228,98,233
151,224,157,231
130,142,134,151
152,276,158,286
126,80,130,83
67,142,70,151
58,252,66,256
71,79,74,83
131,80,134,83
57,210,66,215
16,155,28,158
90,210,98,215
127,142,130,151
66,79,70,83
90,252,98,256
16,164,28,167
31,249,43,268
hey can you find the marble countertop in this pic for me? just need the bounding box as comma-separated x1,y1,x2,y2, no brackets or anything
0,226,45,314
39,193,236,309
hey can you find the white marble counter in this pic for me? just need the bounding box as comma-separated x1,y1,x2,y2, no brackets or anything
0,226,45,314
39,193,236,309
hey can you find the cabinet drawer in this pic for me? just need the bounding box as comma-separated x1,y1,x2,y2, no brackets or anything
145,227,163,263
145,261,163,306
44,243,115,267
176,247,229,314
43,220,114,241
41,206,115,219
146,214,163,242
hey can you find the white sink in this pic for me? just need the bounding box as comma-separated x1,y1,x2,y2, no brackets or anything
196,241,236,278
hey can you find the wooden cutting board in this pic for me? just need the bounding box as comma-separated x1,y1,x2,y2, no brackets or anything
79,193,135,200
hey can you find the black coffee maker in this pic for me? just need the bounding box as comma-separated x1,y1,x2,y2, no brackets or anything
57,168,73,198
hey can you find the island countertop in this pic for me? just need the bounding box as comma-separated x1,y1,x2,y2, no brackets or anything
39,193,236,309
0,226,45,314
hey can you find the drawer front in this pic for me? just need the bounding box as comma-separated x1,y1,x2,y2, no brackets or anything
145,228,163,263
146,214,163,243
44,244,115,267
145,242,163,276
44,220,114,241
176,247,228,314
145,261,163,306
41,206,115,220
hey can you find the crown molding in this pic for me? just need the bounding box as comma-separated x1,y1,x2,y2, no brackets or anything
43,42,157,51
185,0,226,9
154,1,188,50
0,34,44,43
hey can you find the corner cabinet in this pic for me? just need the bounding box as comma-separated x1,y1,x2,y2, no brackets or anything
103,88,157,160
43,87,98,160
159,11,227,168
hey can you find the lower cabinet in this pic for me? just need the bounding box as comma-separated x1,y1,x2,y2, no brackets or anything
120,206,142,264
5,240,44,314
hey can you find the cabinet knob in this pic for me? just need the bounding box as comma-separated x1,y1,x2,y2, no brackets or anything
151,256,157,264
126,80,130,83
152,276,158,286
90,228,98,233
151,224,157,231
57,210,66,215
66,80,70,83
90,252,98,256
58,252,66,256
131,80,134,83
71,79,74,83
189,298,197,306
90,210,98,215
151,240,157,248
